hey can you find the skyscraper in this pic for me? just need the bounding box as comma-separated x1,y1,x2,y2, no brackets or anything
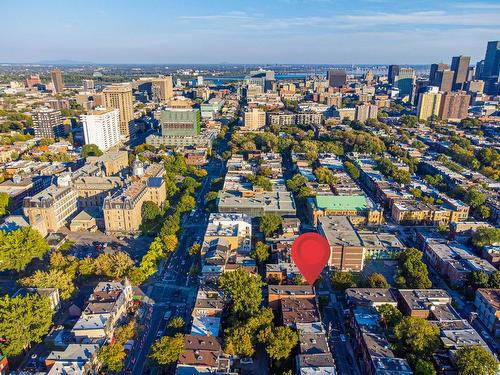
51,68,64,93
481,41,500,95
435,70,454,93
32,108,65,138
103,84,135,139
417,89,442,121
151,76,174,104
483,41,500,78
81,108,121,151
395,68,416,101
327,69,347,88
439,91,471,121
429,63,448,86
450,56,471,91
388,65,400,85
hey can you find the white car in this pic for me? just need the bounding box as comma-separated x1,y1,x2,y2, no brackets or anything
340,334,347,342
156,330,164,338
240,358,253,365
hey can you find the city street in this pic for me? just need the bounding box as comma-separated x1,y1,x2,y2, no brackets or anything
128,155,226,375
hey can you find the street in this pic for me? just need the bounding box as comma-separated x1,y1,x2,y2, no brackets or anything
127,155,226,375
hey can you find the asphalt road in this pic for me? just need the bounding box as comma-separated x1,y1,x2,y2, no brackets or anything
127,156,226,375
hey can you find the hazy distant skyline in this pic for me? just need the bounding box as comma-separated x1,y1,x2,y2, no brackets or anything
2,0,499,64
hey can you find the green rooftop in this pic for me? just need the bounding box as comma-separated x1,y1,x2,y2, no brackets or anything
315,195,368,211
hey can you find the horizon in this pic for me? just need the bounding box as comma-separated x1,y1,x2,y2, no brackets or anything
2,0,499,64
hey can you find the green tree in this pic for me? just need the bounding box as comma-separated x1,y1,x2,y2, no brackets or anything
219,268,264,318
0,227,50,272
88,252,135,279
150,334,185,365
0,192,10,217
263,326,299,361
224,308,274,357
251,241,270,263
489,271,500,288
314,167,337,185
98,342,126,372
378,304,402,328
142,200,161,221
472,228,500,250
344,161,360,179
286,173,308,193
394,316,439,356
81,144,103,158
0,294,54,356
189,243,201,257
455,345,499,375
259,214,283,237
469,270,490,289
464,188,487,209
177,193,196,213
366,273,389,288
331,272,357,291
22,269,75,299
167,316,185,334
415,359,437,375
248,175,272,191
397,248,432,289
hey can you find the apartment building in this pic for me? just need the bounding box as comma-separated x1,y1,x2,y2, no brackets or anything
103,174,166,234
73,176,123,208
86,151,129,176
23,179,78,232
317,216,365,271
102,84,135,138
81,108,121,151
32,108,66,138
243,108,266,131
475,289,500,338
397,289,452,318
202,213,252,255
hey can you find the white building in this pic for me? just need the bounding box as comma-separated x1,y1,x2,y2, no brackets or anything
81,108,121,152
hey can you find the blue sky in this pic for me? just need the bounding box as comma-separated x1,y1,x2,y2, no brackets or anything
2,0,499,64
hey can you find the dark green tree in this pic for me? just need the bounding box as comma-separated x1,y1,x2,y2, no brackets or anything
81,144,103,158
219,268,264,319
150,334,185,365
455,345,498,375
259,214,283,237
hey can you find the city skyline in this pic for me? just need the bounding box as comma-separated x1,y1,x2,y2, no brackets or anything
2,0,500,64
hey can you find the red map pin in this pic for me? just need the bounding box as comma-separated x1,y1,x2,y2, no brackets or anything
291,232,331,285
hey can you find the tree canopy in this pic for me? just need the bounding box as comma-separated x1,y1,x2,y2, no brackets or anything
150,333,185,365
0,227,50,272
0,294,54,357
331,272,357,291
394,316,439,357
219,268,264,319
250,241,270,263
81,144,103,158
366,273,390,288
472,228,500,250
396,248,432,289
259,214,283,237
455,345,499,375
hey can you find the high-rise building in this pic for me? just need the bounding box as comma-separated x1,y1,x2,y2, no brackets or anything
327,69,347,88
243,108,266,131
450,55,471,90
151,76,174,104
388,65,400,85
395,68,416,101
81,108,121,152
483,41,500,78
160,108,200,136
417,89,442,121
102,84,135,139
439,91,471,121
51,69,64,93
429,63,448,85
480,41,500,95
465,80,485,95
354,104,378,123
434,70,454,93
82,79,95,91
32,108,65,138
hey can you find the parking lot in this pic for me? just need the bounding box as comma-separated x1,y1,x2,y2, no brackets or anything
58,228,152,262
